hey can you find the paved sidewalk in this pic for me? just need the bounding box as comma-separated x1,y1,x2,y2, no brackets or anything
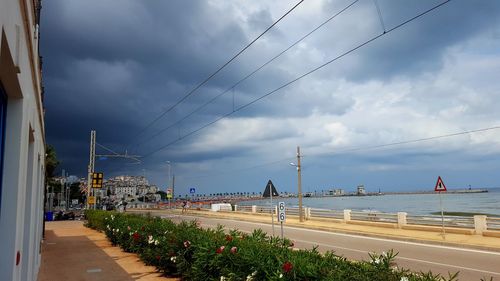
38,221,177,281
132,209,500,251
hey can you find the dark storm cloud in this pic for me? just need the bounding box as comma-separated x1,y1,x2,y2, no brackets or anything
40,0,500,191
337,0,500,80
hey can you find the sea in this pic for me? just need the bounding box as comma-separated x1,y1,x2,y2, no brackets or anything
240,188,500,216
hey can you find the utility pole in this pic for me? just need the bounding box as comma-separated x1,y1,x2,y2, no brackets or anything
61,169,65,210
86,130,96,209
172,174,175,201
297,146,303,222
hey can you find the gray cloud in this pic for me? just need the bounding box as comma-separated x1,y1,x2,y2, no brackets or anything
41,0,500,192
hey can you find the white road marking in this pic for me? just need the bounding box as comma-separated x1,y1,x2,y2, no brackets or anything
86,268,102,273
170,214,500,256
291,238,500,276
396,256,500,276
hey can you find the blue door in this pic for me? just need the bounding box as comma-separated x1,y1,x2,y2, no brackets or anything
0,83,6,213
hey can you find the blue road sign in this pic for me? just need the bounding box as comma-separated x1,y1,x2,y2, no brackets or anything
189,188,196,194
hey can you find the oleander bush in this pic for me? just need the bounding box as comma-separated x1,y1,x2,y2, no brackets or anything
84,210,458,281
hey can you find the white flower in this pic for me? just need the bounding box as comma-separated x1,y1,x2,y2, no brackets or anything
148,235,154,244
246,271,257,281
373,258,380,264
400,277,409,281
129,232,133,236
220,276,227,281
106,225,110,230
154,239,159,246
170,256,177,262
110,215,115,220
279,273,283,278
116,228,119,233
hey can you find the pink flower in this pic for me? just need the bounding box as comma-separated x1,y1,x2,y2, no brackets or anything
127,226,131,231
184,240,191,248
282,261,293,273
230,246,237,254
216,246,225,254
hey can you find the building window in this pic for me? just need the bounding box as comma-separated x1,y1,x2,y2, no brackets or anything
0,82,7,213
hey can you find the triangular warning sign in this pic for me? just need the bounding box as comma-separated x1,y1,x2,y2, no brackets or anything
262,180,279,198
434,176,447,192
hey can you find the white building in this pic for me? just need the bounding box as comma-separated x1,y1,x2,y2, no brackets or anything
114,186,138,198
357,185,366,195
0,1,45,281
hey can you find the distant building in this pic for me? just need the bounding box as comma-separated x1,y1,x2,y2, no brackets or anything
327,188,345,196
104,176,158,199
0,1,45,280
334,189,345,196
357,185,366,195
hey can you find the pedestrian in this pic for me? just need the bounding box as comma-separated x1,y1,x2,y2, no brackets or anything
181,201,186,213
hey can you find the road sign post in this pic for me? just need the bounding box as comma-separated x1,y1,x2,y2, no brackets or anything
435,176,447,238
262,180,279,236
278,202,286,239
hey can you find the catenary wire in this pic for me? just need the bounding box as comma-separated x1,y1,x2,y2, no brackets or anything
126,0,305,149
181,125,500,180
141,0,453,159
136,0,360,147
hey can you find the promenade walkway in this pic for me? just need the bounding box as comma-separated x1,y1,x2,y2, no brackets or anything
133,208,500,251
38,221,177,281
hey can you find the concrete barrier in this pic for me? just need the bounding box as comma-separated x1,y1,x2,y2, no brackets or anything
397,212,407,229
474,215,487,235
343,209,351,223
402,224,474,235
209,204,500,237
483,230,500,238
347,220,398,229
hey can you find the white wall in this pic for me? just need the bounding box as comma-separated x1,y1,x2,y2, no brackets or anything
0,0,45,280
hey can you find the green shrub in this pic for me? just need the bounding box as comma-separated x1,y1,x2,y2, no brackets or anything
84,210,459,281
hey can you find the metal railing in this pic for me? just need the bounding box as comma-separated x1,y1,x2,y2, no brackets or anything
256,206,275,214
237,205,253,212
232,204,499,233
310,208,343,219
486,217,500,231
407,215,475,229
284,207,303,216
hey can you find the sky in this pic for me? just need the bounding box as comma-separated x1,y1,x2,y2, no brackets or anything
41,0,500,196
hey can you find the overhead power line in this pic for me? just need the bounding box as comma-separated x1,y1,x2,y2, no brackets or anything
182,125,500,180
309,125,500,156
126,0,305,148
137,0,360,148
142,0,453,159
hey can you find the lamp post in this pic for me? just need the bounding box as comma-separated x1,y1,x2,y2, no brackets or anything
290,146,303,222
166,161,173,204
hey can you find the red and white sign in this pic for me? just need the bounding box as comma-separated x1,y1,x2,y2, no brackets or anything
434,176,447,192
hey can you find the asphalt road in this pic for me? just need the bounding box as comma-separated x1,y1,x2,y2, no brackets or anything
145,211,500,280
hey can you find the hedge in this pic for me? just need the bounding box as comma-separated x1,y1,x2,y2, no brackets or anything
84,210,460,281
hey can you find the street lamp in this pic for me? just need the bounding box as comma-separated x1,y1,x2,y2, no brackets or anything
290,146,303,222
